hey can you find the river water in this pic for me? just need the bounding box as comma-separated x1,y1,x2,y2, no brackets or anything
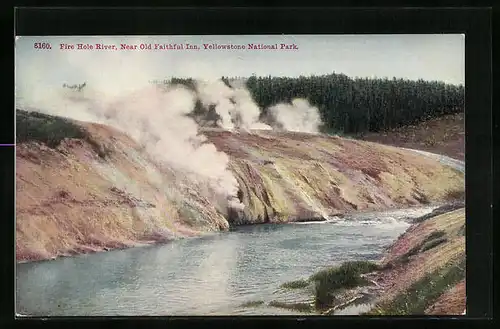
16,206,437,317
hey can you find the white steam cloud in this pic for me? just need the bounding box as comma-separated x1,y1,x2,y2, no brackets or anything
194,78,272,131
16,39,324,214
16,49,245,211
269,98,322,133
195,79,236,130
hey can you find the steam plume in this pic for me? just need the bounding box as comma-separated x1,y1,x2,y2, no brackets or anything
268,98,322,133
15,39,325,213
193,78,272,131
16,49,245,211
189,78,321,133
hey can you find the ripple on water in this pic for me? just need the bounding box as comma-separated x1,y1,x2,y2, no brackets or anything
16,207,434,316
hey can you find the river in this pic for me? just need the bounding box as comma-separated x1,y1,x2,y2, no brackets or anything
16,206,438,317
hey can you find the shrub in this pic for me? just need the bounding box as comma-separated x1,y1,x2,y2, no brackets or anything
420,237,448,253
268,300,313,313
423,230,446,243
280,279,310,289
309,261,380,309
396,230,448,264
399,245,422,264
16,109,111,159
239,300,265,308
16,109,86,147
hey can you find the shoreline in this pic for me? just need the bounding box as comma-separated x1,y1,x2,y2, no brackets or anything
15,202,449,264
268,202,466,315
17,203,465,315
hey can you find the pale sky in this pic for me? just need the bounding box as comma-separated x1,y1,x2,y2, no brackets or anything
15,34,465,88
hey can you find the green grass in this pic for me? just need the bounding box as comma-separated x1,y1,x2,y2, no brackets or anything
309,261,381,282
308,261,380,310
16,109,86,147
419,230,448,253
396,230,448,265
412,203,464,224
366,257,465,315
458,224,465,236
423,230,446,242
16,109,111,158
268,300,314,313
280,279,310,289
420,237,448,253
239,300,265,308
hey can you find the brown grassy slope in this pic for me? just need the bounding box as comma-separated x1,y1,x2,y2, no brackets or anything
364,207,466,315
425,279,466,315
275,206,466,316
357,113,464,160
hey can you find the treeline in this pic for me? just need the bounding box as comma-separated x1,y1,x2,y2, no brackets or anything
165,73,465,134
244,74,464,134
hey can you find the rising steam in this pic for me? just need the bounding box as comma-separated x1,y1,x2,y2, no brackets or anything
190,78,322,134
16,41,323,214
268,98,322,133
193,78,271,131
16,50,245,211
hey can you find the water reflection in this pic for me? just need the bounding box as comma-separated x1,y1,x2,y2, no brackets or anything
16,208,430,316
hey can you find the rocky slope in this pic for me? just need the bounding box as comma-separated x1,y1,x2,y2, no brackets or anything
16,110,465,262
204,129,464,225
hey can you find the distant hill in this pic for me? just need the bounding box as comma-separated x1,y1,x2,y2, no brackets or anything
355,113,464,160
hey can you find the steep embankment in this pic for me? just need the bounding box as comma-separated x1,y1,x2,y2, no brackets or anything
365,204,466,315
204,129,464,224
271,204,465,315
16,110,464,262
16,121,229,262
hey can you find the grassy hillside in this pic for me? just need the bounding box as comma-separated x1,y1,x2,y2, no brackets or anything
16,109,111,158
270,204,465,315
366,205,466,315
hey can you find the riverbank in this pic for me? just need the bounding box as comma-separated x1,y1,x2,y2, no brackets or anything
269,202,465,315
365,202,465,315
16,110,464,263
16,205,430,316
